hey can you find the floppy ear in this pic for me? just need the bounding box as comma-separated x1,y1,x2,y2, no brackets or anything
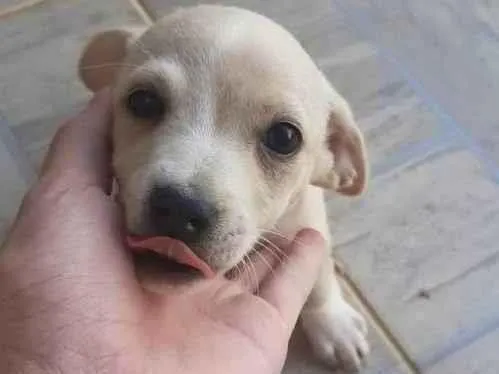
78,27,146,92
312,99,368,196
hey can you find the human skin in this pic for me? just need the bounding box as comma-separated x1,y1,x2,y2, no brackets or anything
0,90,326,374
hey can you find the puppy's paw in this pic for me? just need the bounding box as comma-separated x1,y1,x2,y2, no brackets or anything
301,301,369,372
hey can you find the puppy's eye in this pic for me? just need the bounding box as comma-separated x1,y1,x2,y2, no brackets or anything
126,88,165,120
262,121,303,156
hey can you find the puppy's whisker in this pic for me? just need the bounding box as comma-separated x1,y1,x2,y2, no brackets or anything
255,239,282,263
259,229,326,296
257,231,313,288
254,242,280,272
240,255,251,288
232,261,243,284
257,237,289,263
256,242,308,294
244,254,259,295
81,62,142,71
243,258,254,292
257,232,291,260
263,228,310,249
254,249,276,282
255,241,299,282
256,234,292,267
262,228,292,241
237,255,248,281
249,255,260,295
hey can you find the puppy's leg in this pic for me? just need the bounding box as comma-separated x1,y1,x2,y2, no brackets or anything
277,187,368,372
301,259,369,372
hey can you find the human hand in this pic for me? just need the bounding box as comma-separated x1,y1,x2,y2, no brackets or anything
0,90,326,374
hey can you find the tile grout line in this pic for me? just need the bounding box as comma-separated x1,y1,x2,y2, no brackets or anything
127,0,154,25
0,0,44,19
339,271,420,374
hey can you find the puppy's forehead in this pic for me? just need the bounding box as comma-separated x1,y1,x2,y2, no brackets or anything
141,6,298,58
133,6,321,91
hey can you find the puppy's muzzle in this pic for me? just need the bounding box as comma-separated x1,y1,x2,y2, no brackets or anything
147,185,217,245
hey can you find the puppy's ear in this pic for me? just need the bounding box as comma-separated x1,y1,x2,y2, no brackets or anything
78,27,146,92
312,99,368,196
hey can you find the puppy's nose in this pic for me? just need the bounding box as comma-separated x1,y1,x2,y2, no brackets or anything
148,185,215,244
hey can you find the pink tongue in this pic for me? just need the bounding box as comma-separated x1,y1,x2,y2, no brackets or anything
127,236,215,278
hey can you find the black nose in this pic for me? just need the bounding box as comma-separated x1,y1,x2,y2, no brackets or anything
148,185,215,244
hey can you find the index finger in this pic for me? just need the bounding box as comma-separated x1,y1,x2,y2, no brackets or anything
41,89,113,192
259,229,326,335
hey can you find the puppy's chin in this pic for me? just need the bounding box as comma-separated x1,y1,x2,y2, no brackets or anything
193,231,260,273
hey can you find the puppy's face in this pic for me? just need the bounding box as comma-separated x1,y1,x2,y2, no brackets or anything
79,6,367,272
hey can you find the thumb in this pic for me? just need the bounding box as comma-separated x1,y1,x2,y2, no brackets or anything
259,229,326,336
40,89,113,192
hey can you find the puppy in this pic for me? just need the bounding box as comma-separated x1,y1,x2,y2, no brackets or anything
78,5,369,372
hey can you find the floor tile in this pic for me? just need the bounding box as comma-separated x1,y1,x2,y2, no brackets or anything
13,103,85,171
318,44,443,174
334,0,499,166
0,120,30,241
327,149,499,370
0,0,147,170
427,328,499,374
141,0,335,26
0,0,34,14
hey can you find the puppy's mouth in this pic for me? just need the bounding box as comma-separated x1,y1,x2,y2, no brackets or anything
127,236,216,278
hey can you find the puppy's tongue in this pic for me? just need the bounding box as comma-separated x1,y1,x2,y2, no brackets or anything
127,236,215,278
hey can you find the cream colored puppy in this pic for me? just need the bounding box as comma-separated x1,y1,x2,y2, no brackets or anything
79,5,369,372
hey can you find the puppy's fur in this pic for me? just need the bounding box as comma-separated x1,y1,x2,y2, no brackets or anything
79,5,369,371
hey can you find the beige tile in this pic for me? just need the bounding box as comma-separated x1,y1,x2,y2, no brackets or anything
323,56,444,173
427,328,499,374
327,149,499,369
359,97,443,175
141,0,336,25
0,0,16,8
336,0,499,163
0,124,31,241
286,9,444,178
140,0,348,71
275,8,442,176
0,0,36,14
13,103,85,171
0,0,147,169
313,22,443,173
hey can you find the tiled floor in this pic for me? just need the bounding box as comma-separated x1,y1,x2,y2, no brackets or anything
1,1,498,373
